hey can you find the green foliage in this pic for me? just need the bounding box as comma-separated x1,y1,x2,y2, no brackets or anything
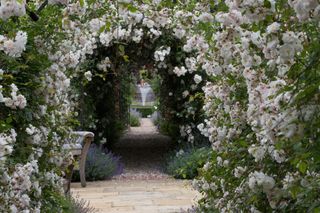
41,190,73,213
73,44,133,146
135,107,154,118
64,195,97,213
42,193,96,213
129,114,140,127
158,119,180,140
166,147,212,179
42,193,97,213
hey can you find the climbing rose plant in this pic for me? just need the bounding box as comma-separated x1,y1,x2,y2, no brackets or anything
193,1,320,212
0,2,77,212
0,0,319,212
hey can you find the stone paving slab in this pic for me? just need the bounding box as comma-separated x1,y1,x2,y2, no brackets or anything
71,179,200,213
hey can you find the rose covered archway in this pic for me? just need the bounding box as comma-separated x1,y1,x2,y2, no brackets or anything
69,1,208,147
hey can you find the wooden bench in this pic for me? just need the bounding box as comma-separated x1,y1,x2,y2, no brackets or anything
64,131,94,194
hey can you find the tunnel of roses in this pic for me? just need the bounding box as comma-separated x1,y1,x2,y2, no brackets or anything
1,0,320,212
73,30,206,148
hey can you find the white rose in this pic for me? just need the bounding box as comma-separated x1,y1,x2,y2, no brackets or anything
84,71,93,81
194,74,202,84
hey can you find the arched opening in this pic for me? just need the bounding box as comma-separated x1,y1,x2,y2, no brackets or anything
69,25,208,180
72,27,205,145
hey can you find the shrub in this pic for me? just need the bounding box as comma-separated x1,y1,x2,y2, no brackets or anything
135,107,154,118
130,114,140,127
65,195,96,213
73,145,123,181
159,119,180,140
166,147,212,179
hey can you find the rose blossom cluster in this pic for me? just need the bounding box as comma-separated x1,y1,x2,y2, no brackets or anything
2,83,27,109
154,46,171,62
0,0,26,20
0,129,16,163
1,160,42,212
0,31,27,57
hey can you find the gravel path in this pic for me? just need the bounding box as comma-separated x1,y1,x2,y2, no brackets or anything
112,118,172,180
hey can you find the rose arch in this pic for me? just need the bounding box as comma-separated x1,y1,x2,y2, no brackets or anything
68,1,209,147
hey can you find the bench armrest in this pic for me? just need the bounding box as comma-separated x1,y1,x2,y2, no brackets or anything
72,131,95,142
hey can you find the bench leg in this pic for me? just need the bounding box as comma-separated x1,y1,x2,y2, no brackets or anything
65,164,74,195
80,137,92,187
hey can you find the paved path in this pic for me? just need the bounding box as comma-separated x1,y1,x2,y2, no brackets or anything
71,180,200,213
71,118,199,212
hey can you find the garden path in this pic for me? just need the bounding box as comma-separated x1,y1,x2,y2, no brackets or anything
113,118,171,180
71,118,200,213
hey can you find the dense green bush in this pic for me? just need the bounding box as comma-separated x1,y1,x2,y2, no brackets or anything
166,147,212,179
159,119,180,140
135,107,154,118
130,114,140,127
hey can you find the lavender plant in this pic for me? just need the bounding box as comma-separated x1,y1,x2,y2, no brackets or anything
73,145,123,181
66,194,97,213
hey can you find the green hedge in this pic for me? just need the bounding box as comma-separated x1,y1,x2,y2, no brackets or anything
131,107,154,118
